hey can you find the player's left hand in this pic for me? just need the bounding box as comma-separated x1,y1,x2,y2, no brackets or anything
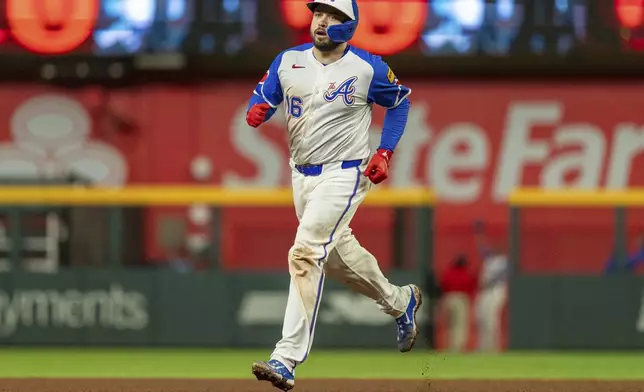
364,149,393,184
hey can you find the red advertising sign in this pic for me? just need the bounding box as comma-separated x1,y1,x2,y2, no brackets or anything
0,82,643,275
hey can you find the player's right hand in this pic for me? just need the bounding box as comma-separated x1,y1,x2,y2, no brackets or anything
246,103,271,127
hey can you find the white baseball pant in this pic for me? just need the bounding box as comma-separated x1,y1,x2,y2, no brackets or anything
475,284,507,352
270,158,411,372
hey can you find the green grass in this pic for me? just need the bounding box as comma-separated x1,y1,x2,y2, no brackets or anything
1,348,643,380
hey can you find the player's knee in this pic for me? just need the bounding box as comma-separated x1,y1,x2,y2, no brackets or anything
288,245,319,277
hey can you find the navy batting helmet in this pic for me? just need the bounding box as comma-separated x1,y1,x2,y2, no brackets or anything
307,0,359,44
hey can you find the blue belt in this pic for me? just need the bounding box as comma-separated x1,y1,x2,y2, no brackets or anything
295,159,363,177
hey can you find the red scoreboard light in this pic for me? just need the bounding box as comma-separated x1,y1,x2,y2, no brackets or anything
616,0,644,28
6,0,99,55
615,0,644,51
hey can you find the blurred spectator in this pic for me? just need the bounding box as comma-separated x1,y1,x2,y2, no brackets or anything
439,254,477,352
473,221,509,352
603,233,644,275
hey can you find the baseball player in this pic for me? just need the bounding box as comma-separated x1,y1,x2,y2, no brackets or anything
245,0,420,390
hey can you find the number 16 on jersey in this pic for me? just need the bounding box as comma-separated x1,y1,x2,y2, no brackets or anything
286,95,303,118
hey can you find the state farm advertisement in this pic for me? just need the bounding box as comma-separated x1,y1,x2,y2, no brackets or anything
0,82,642,273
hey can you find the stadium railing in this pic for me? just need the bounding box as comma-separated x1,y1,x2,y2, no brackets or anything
508,188,644,274
0,185,436,276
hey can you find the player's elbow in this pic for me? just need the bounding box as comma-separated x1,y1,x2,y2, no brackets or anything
399,97,411,110
388,97,410,112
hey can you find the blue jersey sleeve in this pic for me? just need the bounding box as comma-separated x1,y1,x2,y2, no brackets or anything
366,57,412,151
247,52,285,120
379,99,410,151
367,58,411,109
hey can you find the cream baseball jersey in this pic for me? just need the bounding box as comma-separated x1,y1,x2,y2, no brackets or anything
248,43,412,165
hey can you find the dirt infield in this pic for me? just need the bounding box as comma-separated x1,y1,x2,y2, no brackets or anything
1,379,643,392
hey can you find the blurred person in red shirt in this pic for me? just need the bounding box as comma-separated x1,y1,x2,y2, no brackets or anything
440,254,477,352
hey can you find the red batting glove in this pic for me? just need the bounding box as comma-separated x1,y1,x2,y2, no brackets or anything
246,103,271,127
363,148,393,184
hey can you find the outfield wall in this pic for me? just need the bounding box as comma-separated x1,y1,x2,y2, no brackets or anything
1,270,643,349
0,270,423,347
510,276,644,349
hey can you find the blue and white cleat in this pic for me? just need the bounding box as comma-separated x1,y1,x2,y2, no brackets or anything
396,284,423,352
252,359,295,391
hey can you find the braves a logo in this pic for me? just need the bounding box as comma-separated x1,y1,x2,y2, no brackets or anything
324,76,358,106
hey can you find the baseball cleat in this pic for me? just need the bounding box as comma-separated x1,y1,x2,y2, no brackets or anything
396,284,423,352
252,359,295,391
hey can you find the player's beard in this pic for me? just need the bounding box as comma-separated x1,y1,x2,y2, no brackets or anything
312,32,340,52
